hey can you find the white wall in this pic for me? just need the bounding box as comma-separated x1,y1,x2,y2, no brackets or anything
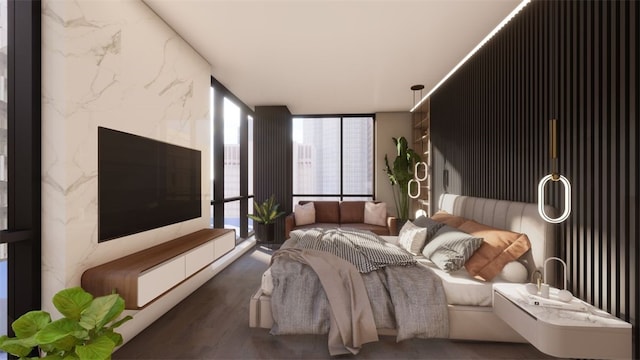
374,112,412,217
41,0,211,338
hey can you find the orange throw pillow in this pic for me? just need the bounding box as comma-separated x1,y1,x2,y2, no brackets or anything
430,210,467,228
459,220,531,281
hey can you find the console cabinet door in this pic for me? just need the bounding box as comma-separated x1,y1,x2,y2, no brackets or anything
185,241,216,277
137,256,186,307
214,232,235,259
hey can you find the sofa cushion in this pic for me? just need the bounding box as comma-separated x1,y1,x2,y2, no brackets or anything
340,201,365,223
305,201,340,223
459,220,531,281
364,201,387,226
294,202,315,226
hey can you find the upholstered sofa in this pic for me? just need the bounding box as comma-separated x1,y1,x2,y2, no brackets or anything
284,201,398,239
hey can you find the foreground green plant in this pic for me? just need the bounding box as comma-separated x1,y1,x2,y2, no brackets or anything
384,136,422,222
0,286,132,360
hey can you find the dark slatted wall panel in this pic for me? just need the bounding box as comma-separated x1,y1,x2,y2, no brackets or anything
430,0,638,354
254,106,293,242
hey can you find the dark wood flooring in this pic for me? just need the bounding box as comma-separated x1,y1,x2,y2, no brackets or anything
113,244,557,359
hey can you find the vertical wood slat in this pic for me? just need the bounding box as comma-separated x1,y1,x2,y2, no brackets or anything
253,106,293,242
429,0,638,356
629,2,638,346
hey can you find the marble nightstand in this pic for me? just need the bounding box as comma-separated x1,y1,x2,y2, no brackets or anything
493,283,632,359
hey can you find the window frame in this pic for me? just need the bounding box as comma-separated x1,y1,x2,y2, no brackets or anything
210,77,254,239
292,114,375,202
0,0,42,340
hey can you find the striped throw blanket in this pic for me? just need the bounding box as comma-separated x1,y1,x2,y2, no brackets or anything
289,228,416,273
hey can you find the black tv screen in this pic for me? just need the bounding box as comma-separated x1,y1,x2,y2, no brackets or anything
98,127,202,242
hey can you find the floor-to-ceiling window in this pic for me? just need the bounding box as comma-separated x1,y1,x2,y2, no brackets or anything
210,77,253,239
0,2,41,359
292,115,374,207
0,1,8,353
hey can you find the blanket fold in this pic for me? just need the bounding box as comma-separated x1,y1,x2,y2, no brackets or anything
291,227,416,273
271,248,379,356
269,228,449,355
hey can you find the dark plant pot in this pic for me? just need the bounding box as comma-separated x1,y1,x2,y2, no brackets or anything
256,223,275,243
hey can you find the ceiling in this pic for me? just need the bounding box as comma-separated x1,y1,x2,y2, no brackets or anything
143,0,523,115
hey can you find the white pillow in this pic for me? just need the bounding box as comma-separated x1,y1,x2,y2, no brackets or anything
294,202,316,226
398,220,428,255
364,202,387,226
494,261,529,283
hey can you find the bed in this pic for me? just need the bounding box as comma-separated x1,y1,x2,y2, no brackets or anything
249,194,556,348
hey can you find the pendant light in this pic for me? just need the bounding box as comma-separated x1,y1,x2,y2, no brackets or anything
537,119,571,223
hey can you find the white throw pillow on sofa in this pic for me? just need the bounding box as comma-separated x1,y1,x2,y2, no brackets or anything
294,202,316,226
398,220,428,255
364,202,387,226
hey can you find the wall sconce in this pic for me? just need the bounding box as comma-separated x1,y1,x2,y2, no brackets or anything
537,119,571,223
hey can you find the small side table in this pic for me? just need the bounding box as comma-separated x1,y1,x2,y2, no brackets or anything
493,283,632,359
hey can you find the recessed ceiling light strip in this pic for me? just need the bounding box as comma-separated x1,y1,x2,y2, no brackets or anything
410,0,531,113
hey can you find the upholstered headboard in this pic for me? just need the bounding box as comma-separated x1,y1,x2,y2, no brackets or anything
438,194,556,278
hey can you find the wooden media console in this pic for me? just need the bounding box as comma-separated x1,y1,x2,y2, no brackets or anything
82,228,235,309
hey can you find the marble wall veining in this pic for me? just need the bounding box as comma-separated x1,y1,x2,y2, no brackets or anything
41,0,211,317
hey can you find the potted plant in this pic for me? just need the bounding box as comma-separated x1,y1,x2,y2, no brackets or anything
0,286,132,360
384,136,422,223
248,194,285,244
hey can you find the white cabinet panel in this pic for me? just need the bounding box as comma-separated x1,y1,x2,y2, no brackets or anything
214,231,235,259
138,256,186,307
185,241,215,277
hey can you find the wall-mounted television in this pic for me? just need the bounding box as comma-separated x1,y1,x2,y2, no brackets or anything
98,127,202,242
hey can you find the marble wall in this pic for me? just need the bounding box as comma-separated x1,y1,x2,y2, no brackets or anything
41,0,211,317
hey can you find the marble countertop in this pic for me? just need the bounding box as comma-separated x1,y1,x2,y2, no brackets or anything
494,283,631,329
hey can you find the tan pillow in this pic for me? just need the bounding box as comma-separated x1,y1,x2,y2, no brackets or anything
430,210,467,228
364,201,387,226
294,202,316,226
460,220,531,281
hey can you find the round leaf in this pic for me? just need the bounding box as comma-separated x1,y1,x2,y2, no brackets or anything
95,296,125,329
53,287,94,321
0,335,37,357
12,310,51,338
36,318,86,345
52,334,81,352
74,334,115,360
79,294,119,331
101,330,123,347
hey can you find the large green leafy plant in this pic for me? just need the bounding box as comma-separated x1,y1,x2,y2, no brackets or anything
384,136,422,222
247,194,285,224
0,287,132,360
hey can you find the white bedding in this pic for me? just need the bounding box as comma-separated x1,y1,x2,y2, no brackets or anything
261,235,527,307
